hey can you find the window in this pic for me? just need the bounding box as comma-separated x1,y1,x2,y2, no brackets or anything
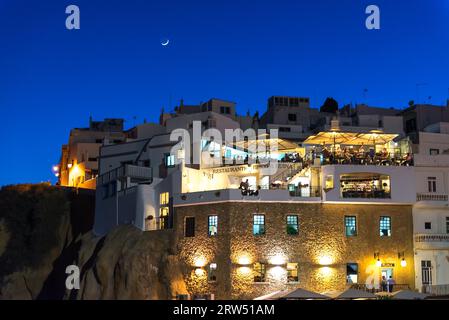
253,263,266,282
159,192,170,229
208,215,218,236
380,216,391,237
160,192,169,205
220,106,230,114
425,222,432,230
430,148,439,155
286,215,299,235
184,217,195,237
208,263,217,282
340,173,391,199
287,263,299,282
325,175,334,189
446,217,449,234
288,113,297,122
345,216,357,236
427,177,436,193
346,263,358,284
164,153,175,167
253,214,265,235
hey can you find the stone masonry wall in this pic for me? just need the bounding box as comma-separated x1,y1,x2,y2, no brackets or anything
174,202,415,299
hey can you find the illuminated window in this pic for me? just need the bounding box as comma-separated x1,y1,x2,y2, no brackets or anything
286,215,299,235
325,175,334,189
159,192,170,229
164,153,175,167
208,263,217,282
208,215,218,236
253,214,265,235
287,263,299,282
380,216,391,237
184,217,195,237
253,262,266,282
160,192,169,205
346,263,358,284
345,216,357,236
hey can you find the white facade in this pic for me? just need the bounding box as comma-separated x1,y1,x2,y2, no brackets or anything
413,128,449,293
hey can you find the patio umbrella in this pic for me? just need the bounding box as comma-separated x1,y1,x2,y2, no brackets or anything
334,288,377,300
253,290,285,300
303,130,358,156
351,130,398,146
278,288,330,300
391,290,428,300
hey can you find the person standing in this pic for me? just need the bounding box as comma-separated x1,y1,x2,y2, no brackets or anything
381,276,387,292
387,276,395,293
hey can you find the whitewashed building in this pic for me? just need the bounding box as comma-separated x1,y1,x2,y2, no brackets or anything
413,123,449,294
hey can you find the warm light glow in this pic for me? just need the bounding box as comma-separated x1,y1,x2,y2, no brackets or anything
194,268,205,276
320,266,332,275
237,255,252,265
269,254,286,266
376,259,382,267
52,165,59,172
318,256,333,266
55,173,60,177
269,266,285,279
237,266,252,276
67,163,73,169
193,256,207,268
400,258,407,267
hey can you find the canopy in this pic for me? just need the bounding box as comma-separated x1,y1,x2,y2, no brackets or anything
348,130,398,146
333,288,377,300
233,137,300,152
302,130,358,146
303,129,398,146
253,288,329,300
279,288,330,300
391,290,428,300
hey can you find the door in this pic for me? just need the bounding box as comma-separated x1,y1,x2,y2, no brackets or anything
421,260,432,285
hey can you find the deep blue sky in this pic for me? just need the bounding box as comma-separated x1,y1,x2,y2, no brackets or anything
1,0,448,185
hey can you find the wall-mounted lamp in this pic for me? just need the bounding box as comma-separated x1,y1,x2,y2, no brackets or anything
398,252,407,267
374,252,382,267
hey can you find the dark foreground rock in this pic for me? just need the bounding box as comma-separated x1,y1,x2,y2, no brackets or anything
0,184,187,299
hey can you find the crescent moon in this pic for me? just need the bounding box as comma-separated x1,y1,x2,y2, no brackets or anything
161,39,170,46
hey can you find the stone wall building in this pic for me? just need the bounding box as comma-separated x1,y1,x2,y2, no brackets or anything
174,202,415,299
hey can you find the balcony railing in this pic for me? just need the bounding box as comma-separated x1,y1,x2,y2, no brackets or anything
416,193,448,202
288,186,321,198
415,233,449,243
422,284,449,296
351,283,411,293
97,164,152,185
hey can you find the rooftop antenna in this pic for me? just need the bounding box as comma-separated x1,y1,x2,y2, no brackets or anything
363,88,368,103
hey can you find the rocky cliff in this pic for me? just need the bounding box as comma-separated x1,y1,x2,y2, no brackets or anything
0,184,187,300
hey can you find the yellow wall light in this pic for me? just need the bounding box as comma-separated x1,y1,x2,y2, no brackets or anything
193,256,207,268
318,256,333,266
237,255,252,266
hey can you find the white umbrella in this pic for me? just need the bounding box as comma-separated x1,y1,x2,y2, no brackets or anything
391,290,428,300
279,288,330,300
334,288,377,300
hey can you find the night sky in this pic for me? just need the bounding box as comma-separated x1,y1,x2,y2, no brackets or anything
0,0,448,185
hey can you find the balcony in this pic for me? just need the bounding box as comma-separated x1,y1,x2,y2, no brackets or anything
97,164,152,185
174,187,322,206
416,193,448,202
414,233,449,250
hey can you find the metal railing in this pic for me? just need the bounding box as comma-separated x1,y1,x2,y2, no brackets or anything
351,283,411,293
97,164,152,186
288,186,322,198
414,233,449,243
416,193,448,201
